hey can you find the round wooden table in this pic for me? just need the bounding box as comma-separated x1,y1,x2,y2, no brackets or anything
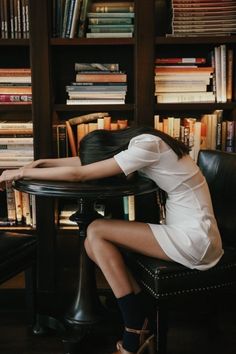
14,176,158,350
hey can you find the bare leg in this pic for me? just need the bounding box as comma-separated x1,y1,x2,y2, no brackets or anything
84,218,171,298
84,219,171,353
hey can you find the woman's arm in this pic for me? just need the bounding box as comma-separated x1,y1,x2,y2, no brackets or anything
22,156,81,169
0,158,123,185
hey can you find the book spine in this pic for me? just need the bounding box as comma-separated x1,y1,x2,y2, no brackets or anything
5,182,16,223
65,120,77,157
22,192,31,225
78,0,92,37
14,189,23,223
65,0,76,38
69,0,82,38
56,124,69,158
128,195,135,221
226,48,233,101
0,94,32,102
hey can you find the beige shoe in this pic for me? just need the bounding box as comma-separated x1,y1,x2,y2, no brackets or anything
112,319,156,354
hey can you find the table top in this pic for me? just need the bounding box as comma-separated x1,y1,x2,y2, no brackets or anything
13,176,158,199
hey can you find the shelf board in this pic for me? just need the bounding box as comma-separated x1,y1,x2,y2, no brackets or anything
0,226,33,231
155,102,236,110
51,38,134,46
0,39,29,46
55,103,134,111
156,35,236,45
0,104,32,111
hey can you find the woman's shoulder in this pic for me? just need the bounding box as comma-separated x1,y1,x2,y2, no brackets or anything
128,134,162,153
130,133,162,144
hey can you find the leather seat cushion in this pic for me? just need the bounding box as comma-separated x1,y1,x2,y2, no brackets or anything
125,246,236,300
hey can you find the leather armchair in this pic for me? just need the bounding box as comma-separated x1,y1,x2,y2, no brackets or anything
125,150,236,354
0,231,37,323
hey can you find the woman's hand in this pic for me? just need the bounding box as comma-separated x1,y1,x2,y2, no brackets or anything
0,169,23,190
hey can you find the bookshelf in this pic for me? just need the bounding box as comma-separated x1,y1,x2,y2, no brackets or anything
1,0,235,305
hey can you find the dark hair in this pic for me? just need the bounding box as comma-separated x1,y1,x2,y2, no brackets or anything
79,126,190,165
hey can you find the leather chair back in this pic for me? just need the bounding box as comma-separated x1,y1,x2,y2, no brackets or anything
198,150,236,247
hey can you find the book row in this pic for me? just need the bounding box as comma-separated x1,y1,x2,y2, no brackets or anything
0,184,35,227
55,113,128,158
154,111,236,162
52,0,134,39
0,0,29,39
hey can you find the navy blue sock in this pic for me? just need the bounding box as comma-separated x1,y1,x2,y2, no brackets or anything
117,292,149,352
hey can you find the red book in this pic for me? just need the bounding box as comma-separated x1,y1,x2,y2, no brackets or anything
155,58,206,64
0,94,32,102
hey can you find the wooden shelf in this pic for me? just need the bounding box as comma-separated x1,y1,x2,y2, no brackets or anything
0,105,32,111
0,39,29,46
155,103,236,111
156,35,236,45
50,38,134,46
54,104,135,112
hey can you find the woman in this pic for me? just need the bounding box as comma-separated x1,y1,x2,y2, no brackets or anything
0,126,223,354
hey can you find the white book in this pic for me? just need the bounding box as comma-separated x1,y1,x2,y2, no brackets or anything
154,115,159,130
214,45,222,102
173,118,181,139
97,118,105,129
68,92,126,99
128,195,135,221
0,77,31,83
0,137,33,144
0,158,33,167
156,92,215,103
220,44,227,103
0,150,33,156
193,121,201,162
167,117,175,137
0,121,33,129
0,144,33,150
66,99,125,105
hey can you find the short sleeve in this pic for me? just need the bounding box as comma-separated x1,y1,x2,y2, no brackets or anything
114,134,161,176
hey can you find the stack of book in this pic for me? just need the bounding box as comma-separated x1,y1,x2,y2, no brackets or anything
154,57,215,103
66,62,127,105
86,1,135,38
0,0,29,39
0,68,32,105
0,120,33,167
168,0,236,37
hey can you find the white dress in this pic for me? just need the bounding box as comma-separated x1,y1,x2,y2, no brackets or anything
114,134,224,270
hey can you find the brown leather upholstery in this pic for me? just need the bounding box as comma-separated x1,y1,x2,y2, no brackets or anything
126,150,236,353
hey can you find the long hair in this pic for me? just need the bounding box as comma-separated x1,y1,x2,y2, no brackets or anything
79,126,190,165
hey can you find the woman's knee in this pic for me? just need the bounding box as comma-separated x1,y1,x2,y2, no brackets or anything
86,219,107,246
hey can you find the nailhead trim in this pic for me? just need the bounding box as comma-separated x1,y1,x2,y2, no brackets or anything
140,280,236,299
